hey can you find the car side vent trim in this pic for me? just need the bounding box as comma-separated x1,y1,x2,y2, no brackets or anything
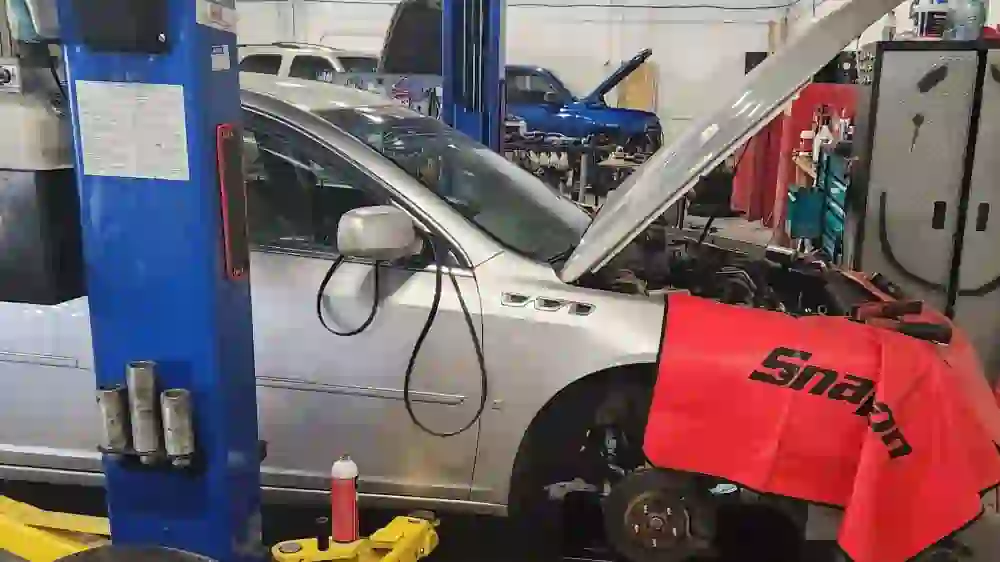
500,293,595,316
534,298,566,312
500,293,531,307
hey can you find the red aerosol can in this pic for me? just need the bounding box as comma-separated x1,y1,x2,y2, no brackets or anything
330,454,359,543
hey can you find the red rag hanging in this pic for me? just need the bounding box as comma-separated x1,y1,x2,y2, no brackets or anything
644,293,1000,562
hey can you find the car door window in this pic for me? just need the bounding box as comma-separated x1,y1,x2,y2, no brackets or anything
243,126,385,253
289,55,337,82
505,70,557,104
338,56,378,73
239,54,283,75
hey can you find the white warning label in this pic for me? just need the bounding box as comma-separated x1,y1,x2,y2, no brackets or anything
75,81,190,181
212,44,231,71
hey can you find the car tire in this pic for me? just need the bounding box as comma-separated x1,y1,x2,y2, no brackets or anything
507,372,654,561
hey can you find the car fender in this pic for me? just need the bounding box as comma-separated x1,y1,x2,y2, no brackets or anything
467,253,664,507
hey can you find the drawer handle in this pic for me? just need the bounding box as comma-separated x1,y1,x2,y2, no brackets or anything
917,64,948,93
976,203,990,232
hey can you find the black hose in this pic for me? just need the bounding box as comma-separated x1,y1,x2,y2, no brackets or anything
316,235,488,437
402,237,488,437
316,256,382,336
697,215,716,246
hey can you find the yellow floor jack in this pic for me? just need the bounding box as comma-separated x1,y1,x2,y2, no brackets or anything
270,512,439,562
0,495,111,561
0,495,439,562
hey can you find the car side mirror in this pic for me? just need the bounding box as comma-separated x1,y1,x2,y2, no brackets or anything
337,205,421,261
543,91,562,105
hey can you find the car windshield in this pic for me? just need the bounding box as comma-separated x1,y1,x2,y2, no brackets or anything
318,106,590,262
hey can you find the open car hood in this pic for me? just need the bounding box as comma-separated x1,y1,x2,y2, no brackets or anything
558,0,902,283
380,0,443,74
584,48,653,102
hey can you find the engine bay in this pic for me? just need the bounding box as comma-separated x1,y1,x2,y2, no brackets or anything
582,227,880,318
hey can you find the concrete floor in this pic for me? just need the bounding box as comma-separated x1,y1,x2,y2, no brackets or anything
1,481,998,562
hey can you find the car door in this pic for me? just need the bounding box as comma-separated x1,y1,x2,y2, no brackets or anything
242,110,485,501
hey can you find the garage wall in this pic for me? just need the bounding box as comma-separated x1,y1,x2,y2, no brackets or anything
236,0,795,141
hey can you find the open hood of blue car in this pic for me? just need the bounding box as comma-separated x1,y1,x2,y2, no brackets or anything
584,48,653,103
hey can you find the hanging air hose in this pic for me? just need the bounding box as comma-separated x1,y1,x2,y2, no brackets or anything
315,234,488,437
316,255,382,336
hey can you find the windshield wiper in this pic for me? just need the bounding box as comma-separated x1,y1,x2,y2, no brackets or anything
547,244,576,265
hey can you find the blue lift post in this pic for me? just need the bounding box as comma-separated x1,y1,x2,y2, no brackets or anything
55,0,262,559
441,0,505,151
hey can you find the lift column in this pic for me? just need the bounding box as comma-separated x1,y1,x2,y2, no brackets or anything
441,0,505,150
55,0,261,559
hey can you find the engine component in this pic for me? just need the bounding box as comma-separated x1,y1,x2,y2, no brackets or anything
714,266,758,306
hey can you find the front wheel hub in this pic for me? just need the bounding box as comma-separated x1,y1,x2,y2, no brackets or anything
604,469,716,562
625,492,689,549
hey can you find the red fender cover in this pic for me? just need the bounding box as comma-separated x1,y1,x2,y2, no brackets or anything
645,293,1000,562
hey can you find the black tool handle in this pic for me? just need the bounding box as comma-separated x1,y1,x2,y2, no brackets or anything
881,300,924,318
896,322,952,345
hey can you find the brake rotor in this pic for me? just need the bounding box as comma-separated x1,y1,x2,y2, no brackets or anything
623,489,691,550
603,469,717,562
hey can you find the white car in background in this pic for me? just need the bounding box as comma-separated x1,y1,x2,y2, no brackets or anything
238,42,380,80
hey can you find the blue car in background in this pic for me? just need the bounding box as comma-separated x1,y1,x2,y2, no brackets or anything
505,49,662,152
378,0,662,152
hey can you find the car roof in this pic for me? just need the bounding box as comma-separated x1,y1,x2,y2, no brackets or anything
238,43,378,60
238,72,398,113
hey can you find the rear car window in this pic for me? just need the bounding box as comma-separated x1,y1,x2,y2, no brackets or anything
239,54,282,75
289,55,337,82
338,56,378,73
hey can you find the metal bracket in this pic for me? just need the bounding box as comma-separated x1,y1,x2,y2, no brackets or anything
0,57,22,94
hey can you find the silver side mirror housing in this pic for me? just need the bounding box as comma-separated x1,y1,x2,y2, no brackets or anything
337,206,421,261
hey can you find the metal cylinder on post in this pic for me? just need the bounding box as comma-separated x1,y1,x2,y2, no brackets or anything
330,455,359,543
126,360,162,464
96,386,131,455
161,388,195,467
315,517,330,551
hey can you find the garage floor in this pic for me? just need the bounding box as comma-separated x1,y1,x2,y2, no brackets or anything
1,482,998,562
